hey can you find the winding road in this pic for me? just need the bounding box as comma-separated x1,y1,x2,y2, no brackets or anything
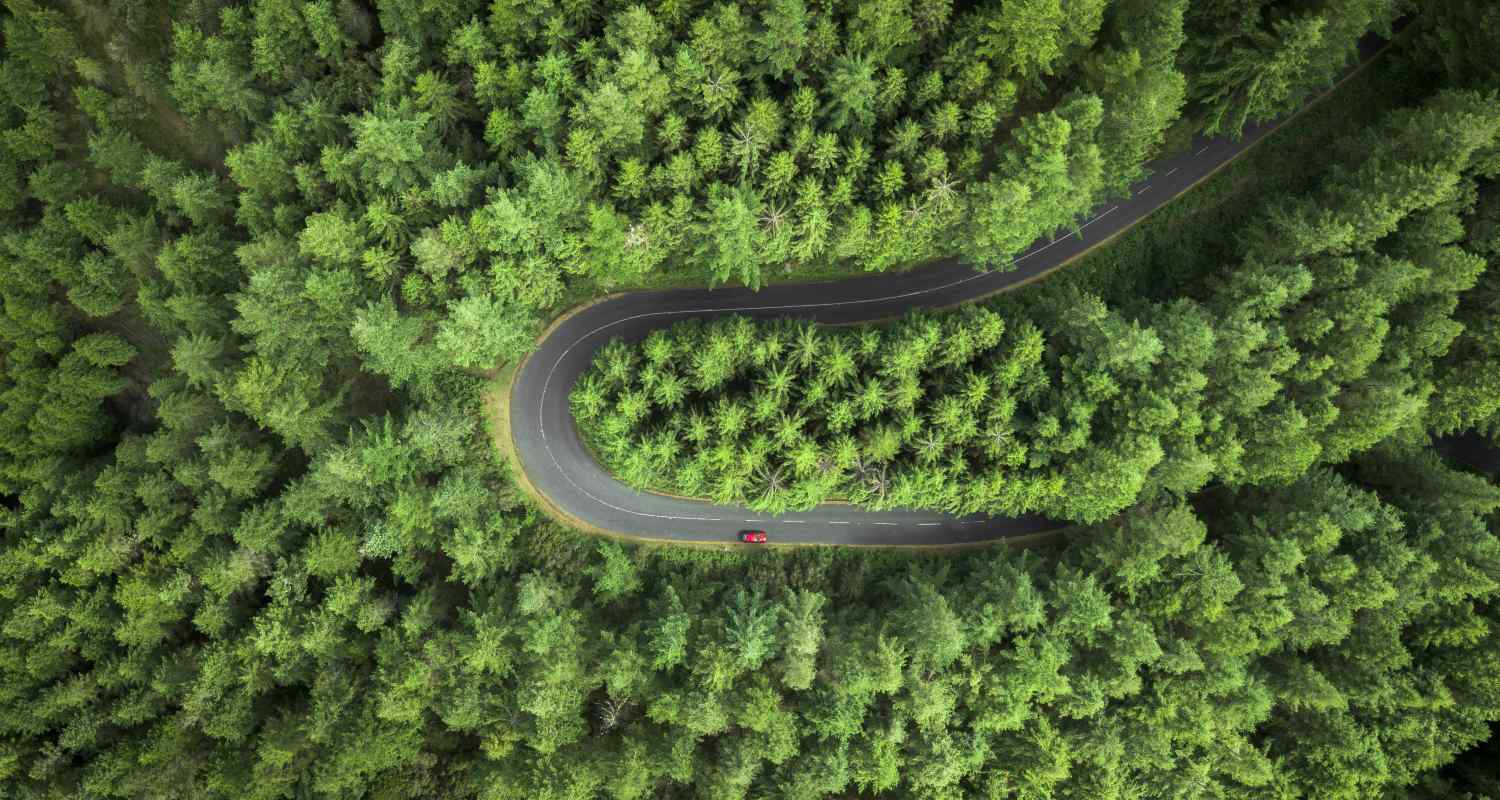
506,39,1390,546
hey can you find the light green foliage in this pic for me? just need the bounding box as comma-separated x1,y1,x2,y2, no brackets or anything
579,308,1075,516
1182,0,1403,137
435,292,539,371
1194,13,1330,138
961,95,1105,266
976,0,1108,86
0,1,1491,799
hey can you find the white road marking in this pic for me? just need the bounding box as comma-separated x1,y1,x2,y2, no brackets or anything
783,520,806,524
1196,146,1209,156
872,522,898,526
918,523,940,527
1166,167,1179,176
829,521,850,525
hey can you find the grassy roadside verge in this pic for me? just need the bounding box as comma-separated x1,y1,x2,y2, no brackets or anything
481,296,638,541
483,363,715,545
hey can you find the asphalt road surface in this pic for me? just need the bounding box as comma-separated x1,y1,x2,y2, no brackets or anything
508,39,1391,546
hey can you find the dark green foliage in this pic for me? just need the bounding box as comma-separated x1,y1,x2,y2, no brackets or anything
1411,728,1500,799
1429,182,1500,442
0,1,1493,798
1181,0,1402,137
1409,0,1500,91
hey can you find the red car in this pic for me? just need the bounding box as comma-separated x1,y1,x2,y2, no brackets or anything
739,530,768,544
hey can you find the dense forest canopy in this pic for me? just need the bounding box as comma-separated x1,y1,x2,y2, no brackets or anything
0,0,1497,799
577,87,1500,521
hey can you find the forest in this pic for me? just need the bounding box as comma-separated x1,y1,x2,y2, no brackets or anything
0,0,1498,799
577,87,1500,522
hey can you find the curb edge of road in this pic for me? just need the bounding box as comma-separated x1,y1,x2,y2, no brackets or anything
482,298,636,542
